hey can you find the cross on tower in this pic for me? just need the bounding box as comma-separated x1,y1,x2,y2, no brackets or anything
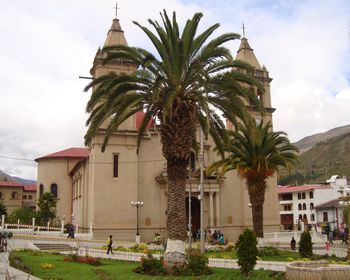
242,23,246,37
114,2,120,18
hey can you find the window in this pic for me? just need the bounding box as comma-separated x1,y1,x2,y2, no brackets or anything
284,205,291,211
323,212,328,222
310,203,314,210
113,154,119,178
311,214,315,221
298,203,302,210
0,192,2,199
23,195,27,200
28,195,32,200
190,152,196,171
302,192,306,199
51,183,58,198
303,203,306,210
39,184,44,196
299,214,302,220
303,214,307,222
297,193,301,200
11,192,18,199
309,191,313,199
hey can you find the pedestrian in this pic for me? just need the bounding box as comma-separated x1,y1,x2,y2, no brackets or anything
325,241,330,256
290,237,296,251
106,235,113,254
329,231,333,245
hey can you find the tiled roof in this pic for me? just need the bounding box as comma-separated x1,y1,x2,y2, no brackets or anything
23,184,37,191
315,199,339,209
0,181,23,187
278,184,325,194
35,147,89,161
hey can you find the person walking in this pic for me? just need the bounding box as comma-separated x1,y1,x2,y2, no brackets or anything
106,235,113,255
290,237,296,251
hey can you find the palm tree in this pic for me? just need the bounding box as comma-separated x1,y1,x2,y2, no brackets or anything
207,117,298,237
84,11,261,261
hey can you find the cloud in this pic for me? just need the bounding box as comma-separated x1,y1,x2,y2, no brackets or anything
0,0,349,179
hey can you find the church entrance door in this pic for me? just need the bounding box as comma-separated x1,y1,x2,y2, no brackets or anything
186,196,200,233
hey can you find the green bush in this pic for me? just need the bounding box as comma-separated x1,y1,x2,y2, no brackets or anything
181,248,212,276
258,246,280,257
299,230,313,258
236,228,258,276
133,253,167,275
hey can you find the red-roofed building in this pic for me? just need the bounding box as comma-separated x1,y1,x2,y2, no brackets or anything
278,184,341,231
0,181,37,213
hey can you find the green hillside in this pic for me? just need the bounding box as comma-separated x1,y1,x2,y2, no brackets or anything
278,131,350,185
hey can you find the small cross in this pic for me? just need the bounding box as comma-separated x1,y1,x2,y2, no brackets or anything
242,23,246,37
114,2,120,18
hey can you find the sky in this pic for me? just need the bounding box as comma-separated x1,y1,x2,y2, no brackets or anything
0,0,349,180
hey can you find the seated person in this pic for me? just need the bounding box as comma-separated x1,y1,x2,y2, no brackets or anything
154,233,161,245
218,233,225,245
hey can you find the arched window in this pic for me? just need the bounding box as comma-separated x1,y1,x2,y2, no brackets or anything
302,192,306,199
303,203,307,210
51,183,58,198
309,191,313,199
303,214,307,220
39,184,44,196
298,203,302,210
298,193,301,200
23,195,27,200
310,203,314,210
311,214,315,221
299,214,302,220
28,195,33,200
11,192,18,199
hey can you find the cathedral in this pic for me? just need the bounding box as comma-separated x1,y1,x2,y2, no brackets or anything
35,14,280,242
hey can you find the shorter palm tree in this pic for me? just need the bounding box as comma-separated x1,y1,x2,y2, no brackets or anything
207,117,298,237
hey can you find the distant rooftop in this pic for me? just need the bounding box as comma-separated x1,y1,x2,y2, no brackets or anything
0,181,37,191
35,147,89,162
278,184,325,194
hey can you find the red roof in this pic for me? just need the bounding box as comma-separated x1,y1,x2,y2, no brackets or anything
136,111,155,130
278,184,325,194
0,181,23,187
35,147,89,162
315,199,339,209
23,184,37,191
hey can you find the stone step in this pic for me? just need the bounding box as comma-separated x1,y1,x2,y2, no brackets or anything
33,243,72,251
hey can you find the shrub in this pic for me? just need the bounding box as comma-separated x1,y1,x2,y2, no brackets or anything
299,230,313,258
181,248,212,276
258,246,280,257
236,228,258,276
64,254,101,266
133,253,167,275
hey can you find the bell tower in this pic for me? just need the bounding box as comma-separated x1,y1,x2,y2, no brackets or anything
90,14,138,131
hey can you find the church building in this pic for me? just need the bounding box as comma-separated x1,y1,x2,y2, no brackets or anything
35,14,280,241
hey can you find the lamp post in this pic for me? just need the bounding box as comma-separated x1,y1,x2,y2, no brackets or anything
339,188,350,260
131,201,144,243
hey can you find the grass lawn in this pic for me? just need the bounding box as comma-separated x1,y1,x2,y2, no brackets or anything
11,250,284,280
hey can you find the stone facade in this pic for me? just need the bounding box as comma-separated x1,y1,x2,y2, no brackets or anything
35,15,280,242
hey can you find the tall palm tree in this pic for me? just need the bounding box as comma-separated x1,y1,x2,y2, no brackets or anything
207,117,298,237
84,11,261,259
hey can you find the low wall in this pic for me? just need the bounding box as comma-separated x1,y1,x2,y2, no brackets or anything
286,260,350,280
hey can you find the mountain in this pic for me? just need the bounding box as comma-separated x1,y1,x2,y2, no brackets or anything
293,124,350,152
279,128,350,185
0,170,36,185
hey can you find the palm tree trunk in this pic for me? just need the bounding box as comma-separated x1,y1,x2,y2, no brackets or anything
251,203,264,238
166,159,188,240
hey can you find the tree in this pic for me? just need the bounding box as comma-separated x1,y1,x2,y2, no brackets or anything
236,228,258,276
7,206,35,224
84,11,261,265
207,117,298,237
37,192,57,225
0,202,7,217
299,230,313,258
